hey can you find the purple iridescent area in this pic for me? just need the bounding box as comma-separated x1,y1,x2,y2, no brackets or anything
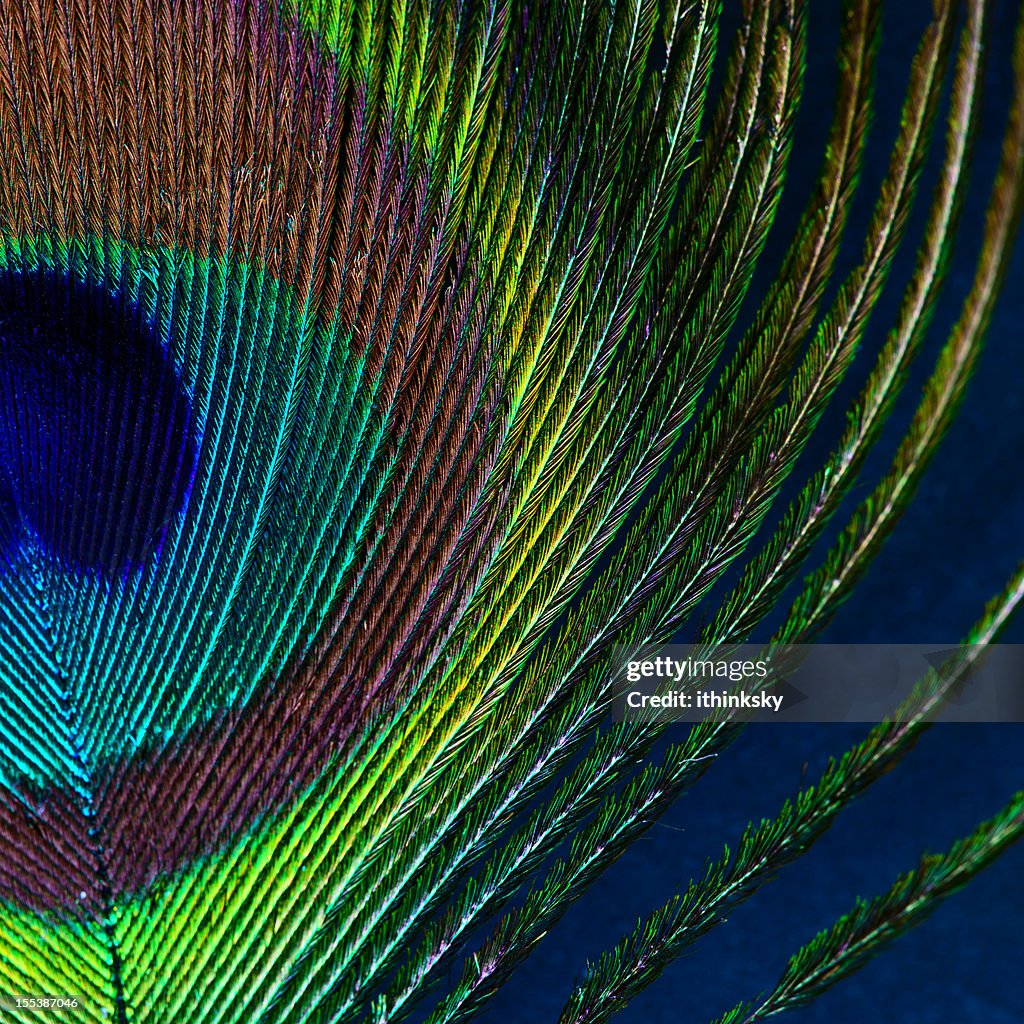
0,269,197,575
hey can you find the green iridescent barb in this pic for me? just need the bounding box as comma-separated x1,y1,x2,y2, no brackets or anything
0,0,1020,1020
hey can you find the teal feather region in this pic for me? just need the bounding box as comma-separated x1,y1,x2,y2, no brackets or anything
0,236,359,789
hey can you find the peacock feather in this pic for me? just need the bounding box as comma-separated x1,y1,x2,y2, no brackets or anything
0,0,1021,1019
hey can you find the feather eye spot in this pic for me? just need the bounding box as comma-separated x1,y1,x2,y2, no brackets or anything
0,269,198,576
0,479,18,563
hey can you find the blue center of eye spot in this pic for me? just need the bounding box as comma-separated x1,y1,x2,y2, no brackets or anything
0,268,198,576
0,477,17,563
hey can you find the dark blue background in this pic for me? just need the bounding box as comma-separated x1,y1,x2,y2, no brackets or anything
475,2,1024,1022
